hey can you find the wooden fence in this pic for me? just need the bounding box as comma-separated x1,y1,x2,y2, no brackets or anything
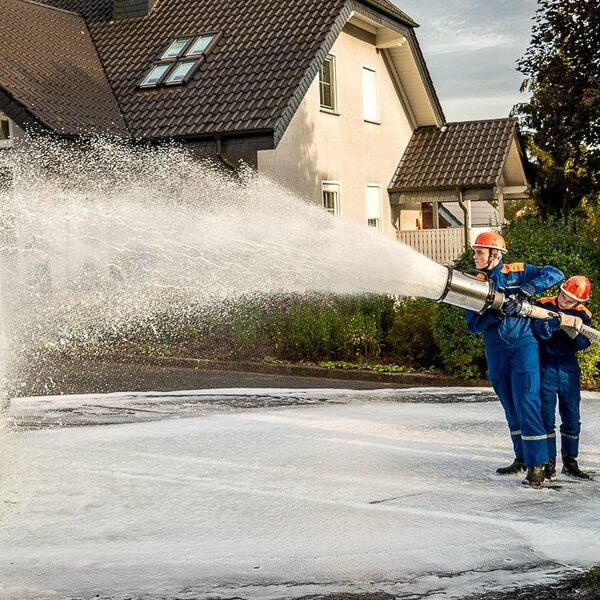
397,228,466,265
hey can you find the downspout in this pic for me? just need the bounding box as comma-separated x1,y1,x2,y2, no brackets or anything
215,137,237,171
456,187,470,252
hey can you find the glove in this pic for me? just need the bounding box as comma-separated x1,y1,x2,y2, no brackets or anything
546,316,561,332
518,283,536,299
501,297,522,317
559,314,583,333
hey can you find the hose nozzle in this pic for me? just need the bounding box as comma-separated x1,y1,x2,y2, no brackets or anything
437,267,505,313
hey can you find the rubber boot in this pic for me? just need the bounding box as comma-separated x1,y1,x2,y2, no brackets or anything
545,458,556,480
496,458,526,475
522,466,546,488
562,455,590,479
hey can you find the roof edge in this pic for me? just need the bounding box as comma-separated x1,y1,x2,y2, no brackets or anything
16,0,81,16
0,86,53,134
494,120,518,186
361,0,419,27
389,184,495,193
272,1,354,147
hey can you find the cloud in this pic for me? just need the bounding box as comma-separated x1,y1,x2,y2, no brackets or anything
393,0,537,120
443,94,529,122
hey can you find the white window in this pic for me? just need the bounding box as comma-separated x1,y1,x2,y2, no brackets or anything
322,182,341,217
366,185,382,229
362,67,379,123
319,55,337,112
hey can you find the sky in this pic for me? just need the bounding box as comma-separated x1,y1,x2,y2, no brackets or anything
394,0,538,122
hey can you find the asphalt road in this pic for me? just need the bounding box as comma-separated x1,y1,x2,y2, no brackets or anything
14,358,411,397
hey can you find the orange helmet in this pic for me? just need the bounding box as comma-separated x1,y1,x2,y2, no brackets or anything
560,275,591,302
471,231,507,253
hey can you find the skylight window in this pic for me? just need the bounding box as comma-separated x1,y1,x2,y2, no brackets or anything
140,33,219,89
140,63,171,87
161,37,192,59
165,60,197,85
186,34,215,56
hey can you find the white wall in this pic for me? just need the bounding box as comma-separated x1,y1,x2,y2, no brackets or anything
258,24,415,238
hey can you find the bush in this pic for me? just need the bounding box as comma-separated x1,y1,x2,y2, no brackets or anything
432,303,487,379
386,298,440,368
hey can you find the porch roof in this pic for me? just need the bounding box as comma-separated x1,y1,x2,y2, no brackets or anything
389,118,518,192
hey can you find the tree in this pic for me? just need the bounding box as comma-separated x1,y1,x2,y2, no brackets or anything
514,0,600,216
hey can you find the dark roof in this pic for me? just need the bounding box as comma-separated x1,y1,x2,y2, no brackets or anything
364,0,418,27
0,0,127,136
390,118,518,191
2,0,423,142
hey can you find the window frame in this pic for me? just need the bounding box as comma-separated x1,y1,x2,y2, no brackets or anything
322,181,342,218
319,54,338,114
185,34,217,57
139,62,173,88
362,65,380,124
161,36,194,60
365,183,382,230
164,59,199,86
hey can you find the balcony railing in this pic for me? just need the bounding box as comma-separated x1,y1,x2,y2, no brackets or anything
397,228,466,265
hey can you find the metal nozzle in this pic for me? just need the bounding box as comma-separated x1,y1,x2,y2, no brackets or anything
437,267,505,314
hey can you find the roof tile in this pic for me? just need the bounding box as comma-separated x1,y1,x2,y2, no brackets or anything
390,119,517,191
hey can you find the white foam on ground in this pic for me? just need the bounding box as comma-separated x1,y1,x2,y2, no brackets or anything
2,389,600,598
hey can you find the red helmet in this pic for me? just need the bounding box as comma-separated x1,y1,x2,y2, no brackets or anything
560,275,591,302
471,231,507,253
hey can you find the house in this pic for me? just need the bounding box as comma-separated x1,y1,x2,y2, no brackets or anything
0,0,530,264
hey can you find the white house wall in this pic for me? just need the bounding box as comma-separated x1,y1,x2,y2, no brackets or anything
257,25,414,238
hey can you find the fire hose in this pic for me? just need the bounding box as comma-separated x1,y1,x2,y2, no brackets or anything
437,267,600,344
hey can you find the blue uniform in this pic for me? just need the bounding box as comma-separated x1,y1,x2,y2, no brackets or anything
465,261,564,467
533,297,592,459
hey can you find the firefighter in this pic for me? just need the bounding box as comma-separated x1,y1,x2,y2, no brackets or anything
464,231,564,487
533,276,593,479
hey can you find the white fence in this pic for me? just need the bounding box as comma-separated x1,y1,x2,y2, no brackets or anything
397,228,466,265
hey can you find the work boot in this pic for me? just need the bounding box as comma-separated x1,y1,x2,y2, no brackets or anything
562,455,590,479
496,458,526,475
545,458,557,480
522,466,546,488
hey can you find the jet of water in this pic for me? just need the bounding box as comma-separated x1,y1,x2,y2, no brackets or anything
0,137,449,392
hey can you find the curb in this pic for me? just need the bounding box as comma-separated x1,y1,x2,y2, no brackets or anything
108,354,490,388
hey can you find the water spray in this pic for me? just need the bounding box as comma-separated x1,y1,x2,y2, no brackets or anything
437,267,600,344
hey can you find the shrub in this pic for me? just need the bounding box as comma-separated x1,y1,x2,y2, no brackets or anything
386,298,440,368
432,303,486,379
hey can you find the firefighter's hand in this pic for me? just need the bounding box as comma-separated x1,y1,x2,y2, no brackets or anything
559,313,583,333
546,316,561,332
518,283,536,299
501,297,522,317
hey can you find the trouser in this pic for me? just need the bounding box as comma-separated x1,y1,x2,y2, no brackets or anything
539,357,582,458
486,342,548,467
